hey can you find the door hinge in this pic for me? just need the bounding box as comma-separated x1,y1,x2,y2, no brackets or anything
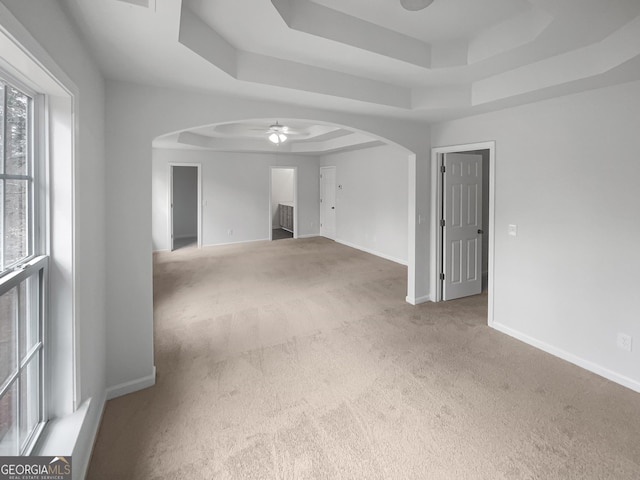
320,198,323,203
440,219,445,227
440,165,446,173
440,273,445,280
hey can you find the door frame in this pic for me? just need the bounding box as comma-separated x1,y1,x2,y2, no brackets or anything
168,163,202,251
269,166,298,240
319,166,336,240
430,142,495,324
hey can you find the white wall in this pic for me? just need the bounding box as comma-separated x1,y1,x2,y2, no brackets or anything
0,0,107,476
172,166,198,238
153,149,319,251
320,144,409,265
271,168,294,229
432,80,640,392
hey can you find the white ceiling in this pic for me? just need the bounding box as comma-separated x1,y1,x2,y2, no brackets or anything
63,0,640,153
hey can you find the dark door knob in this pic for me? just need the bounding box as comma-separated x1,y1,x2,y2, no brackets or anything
478,229,483,234
331,206,335,209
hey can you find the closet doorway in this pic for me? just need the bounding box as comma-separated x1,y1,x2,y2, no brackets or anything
269,167,297,240
169,164,202,250
431,142,494,306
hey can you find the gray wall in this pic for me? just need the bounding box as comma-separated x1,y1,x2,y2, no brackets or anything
172,166,198,238
319,144,409,264
432,80,640,390
153,149,319,250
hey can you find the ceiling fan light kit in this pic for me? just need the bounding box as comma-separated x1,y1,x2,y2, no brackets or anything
268,132,287,144
400,0,434,11
268,122,289,144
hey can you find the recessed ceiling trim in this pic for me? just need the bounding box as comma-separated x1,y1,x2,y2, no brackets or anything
178,3,411,109
271,0,431,68
473,16,640,105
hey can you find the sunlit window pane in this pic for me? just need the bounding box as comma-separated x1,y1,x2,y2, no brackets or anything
0,75,44,456
19,359,40,451
19,275,39,361
0,84,4,175
4,179,29,266
0,380,18,455
0,285,17,387
5,86,29,177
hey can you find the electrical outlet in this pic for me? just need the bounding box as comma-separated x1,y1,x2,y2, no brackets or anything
227,229,233,236
508,224,518,237
617,333,632,352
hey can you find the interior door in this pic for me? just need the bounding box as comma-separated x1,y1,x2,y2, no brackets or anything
442,153,483,300
320,166,336,239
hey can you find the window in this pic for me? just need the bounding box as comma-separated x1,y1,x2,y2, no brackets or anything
0,75,47,455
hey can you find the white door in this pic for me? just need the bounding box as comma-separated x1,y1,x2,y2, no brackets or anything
320,166,336,239
442,153,483,300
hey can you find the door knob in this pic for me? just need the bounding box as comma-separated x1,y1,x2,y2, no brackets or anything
332,206,335,209
477,229,483,234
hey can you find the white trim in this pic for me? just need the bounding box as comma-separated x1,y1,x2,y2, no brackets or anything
203,238,271,248
0,0,81,424
492,322,640,394
34,391,106,480
406,294,430,305
73,393,106,480
406,153,417,306
297,234,318,239
269,166,298,240
168,163,202,251
156,237,281,252
106,367,156,400
430,142,496,326
335,239,407,266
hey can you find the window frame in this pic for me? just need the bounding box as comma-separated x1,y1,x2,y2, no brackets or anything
0,70,48,456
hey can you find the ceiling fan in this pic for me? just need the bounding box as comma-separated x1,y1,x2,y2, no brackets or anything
400,0,434,11
256,121,303,144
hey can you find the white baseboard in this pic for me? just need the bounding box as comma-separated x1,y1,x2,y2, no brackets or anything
406,294,430,305
106,366,156,400
203,238,271,248
492,322,640,394
297,234,319,239
335,239,408,266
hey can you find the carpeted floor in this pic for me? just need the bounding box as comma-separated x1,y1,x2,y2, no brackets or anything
87,237,640,479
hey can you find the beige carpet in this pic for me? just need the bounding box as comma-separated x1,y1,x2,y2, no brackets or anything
87,237,640,479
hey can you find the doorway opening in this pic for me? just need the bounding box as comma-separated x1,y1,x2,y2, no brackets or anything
430,142,495,320
269,167,297,240
169,164,202,251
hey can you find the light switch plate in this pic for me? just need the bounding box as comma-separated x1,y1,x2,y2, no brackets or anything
508,224,517,236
